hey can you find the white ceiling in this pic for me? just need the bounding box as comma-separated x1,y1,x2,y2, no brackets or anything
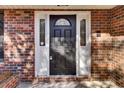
0,5,116,9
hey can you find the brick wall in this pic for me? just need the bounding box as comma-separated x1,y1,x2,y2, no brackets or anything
2,9,112,81
110,6,124,87
0,6,123,83
4,10,34,81
91,10,112,80
111,36,124,87
111,6,124,36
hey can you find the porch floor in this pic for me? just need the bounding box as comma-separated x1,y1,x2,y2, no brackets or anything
17,80,118,88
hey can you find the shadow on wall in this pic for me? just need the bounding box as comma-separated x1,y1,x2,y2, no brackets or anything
92,31,124,87
91,32,113,80
109,36,124,87
4,31,34,80
79,40,91,75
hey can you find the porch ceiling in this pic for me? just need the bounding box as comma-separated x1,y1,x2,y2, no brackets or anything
0,5,116,9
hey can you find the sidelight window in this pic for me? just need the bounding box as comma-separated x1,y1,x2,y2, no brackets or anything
0,11,4,63
80,19,86,46
40,19,45,46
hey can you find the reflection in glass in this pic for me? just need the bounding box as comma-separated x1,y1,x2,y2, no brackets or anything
80,19,86,46
0,12,4,63
40,19,45,46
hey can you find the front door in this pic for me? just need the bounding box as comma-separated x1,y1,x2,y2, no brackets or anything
50,15,76,75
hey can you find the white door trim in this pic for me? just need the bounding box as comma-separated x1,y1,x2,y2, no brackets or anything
35,11,91,77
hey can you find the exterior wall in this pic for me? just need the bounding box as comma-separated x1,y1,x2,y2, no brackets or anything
3,9,111,81
0,6,123,82
111,6,124,36
91,10,112,80
111,36,124,87
4,10,34,81
110,6,124,87
0,9,112,81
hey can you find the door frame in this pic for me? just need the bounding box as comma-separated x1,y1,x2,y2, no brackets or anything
35,11,91,77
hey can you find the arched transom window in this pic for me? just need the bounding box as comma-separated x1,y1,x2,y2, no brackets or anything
55,18,71,26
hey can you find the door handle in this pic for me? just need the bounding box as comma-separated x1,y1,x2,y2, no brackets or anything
50,56,53,60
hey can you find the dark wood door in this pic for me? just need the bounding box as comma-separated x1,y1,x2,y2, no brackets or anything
50,15,76,75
